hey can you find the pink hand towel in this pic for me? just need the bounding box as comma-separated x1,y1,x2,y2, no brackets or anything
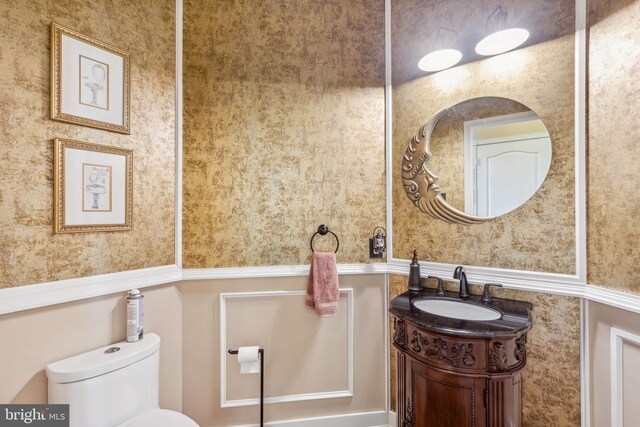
305,251,339,317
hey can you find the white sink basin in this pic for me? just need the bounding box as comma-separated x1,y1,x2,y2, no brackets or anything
413,299,502,321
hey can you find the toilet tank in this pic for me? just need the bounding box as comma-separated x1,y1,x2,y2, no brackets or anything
46,333,161,427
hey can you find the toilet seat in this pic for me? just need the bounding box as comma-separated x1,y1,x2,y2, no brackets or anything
118,409,199,427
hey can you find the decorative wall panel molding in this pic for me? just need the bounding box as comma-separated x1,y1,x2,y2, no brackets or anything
219,289,354,408
609,327,640,427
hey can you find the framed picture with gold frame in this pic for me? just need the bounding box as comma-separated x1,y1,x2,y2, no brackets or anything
54,138,133,233
51,23,131,134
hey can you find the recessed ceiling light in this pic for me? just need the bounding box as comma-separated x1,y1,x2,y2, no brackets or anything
475,28,529,56
418,49,463,73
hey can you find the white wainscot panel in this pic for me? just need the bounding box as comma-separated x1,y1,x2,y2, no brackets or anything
610,327,640,427
220,289,354,407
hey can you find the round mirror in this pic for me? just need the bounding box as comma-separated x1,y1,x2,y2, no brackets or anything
402,97,552,224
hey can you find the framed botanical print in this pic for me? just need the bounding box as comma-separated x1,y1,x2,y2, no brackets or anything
51,23,131,134
54,138,133,233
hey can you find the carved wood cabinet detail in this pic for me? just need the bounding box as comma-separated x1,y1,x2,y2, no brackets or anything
393,316,528,427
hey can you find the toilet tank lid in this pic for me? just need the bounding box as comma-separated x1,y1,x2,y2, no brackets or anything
46,333,160,384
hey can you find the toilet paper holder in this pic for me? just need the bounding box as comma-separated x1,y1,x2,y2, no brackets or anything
228,348,264,427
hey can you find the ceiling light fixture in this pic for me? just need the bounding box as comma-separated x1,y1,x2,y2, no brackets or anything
418,49,463,72
475,6,529,56
418,28,462,73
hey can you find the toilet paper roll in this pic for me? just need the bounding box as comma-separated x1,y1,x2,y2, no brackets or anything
238,346,260,374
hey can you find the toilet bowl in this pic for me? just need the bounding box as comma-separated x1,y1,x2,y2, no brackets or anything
46,333,198,427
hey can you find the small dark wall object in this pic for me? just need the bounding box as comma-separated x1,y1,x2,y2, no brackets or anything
369,238,383,258
369,226,387,258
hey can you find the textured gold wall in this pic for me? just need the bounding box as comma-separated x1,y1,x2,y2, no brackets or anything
0,1,176,288
587,0,640,294
389,275,581,426
391,0,576,273
182,0,386,268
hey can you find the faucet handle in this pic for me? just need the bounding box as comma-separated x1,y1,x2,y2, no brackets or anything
427,276,446,296
481,283,502,304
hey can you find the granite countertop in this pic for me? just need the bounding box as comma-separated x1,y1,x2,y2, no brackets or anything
389,288,532,339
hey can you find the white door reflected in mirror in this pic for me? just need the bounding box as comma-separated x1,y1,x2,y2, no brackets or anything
463,112,552,217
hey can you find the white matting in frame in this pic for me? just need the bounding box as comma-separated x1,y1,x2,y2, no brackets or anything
54,138,133,233
51,23,130,134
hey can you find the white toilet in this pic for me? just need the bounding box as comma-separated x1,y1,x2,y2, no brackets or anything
46,333,198,427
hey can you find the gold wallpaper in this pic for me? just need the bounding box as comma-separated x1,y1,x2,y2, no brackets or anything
182,0,386,267
0,0,176,288
389,275,582,426
391,0,576,273
587,0,640,294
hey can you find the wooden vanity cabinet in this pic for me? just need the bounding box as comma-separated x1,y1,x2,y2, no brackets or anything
393,316,527,427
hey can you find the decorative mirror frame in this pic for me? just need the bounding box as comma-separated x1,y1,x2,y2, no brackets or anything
401,108,494,225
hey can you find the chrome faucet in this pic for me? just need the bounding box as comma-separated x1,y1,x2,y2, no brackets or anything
453,266,470,299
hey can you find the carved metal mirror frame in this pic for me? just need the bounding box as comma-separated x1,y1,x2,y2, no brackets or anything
402,109,494,225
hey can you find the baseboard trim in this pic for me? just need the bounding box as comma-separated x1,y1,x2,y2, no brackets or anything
0,264,181,315
229,410,390,427
389,411,397,426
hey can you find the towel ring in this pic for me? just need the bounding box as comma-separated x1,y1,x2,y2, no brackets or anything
309,224,339,253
